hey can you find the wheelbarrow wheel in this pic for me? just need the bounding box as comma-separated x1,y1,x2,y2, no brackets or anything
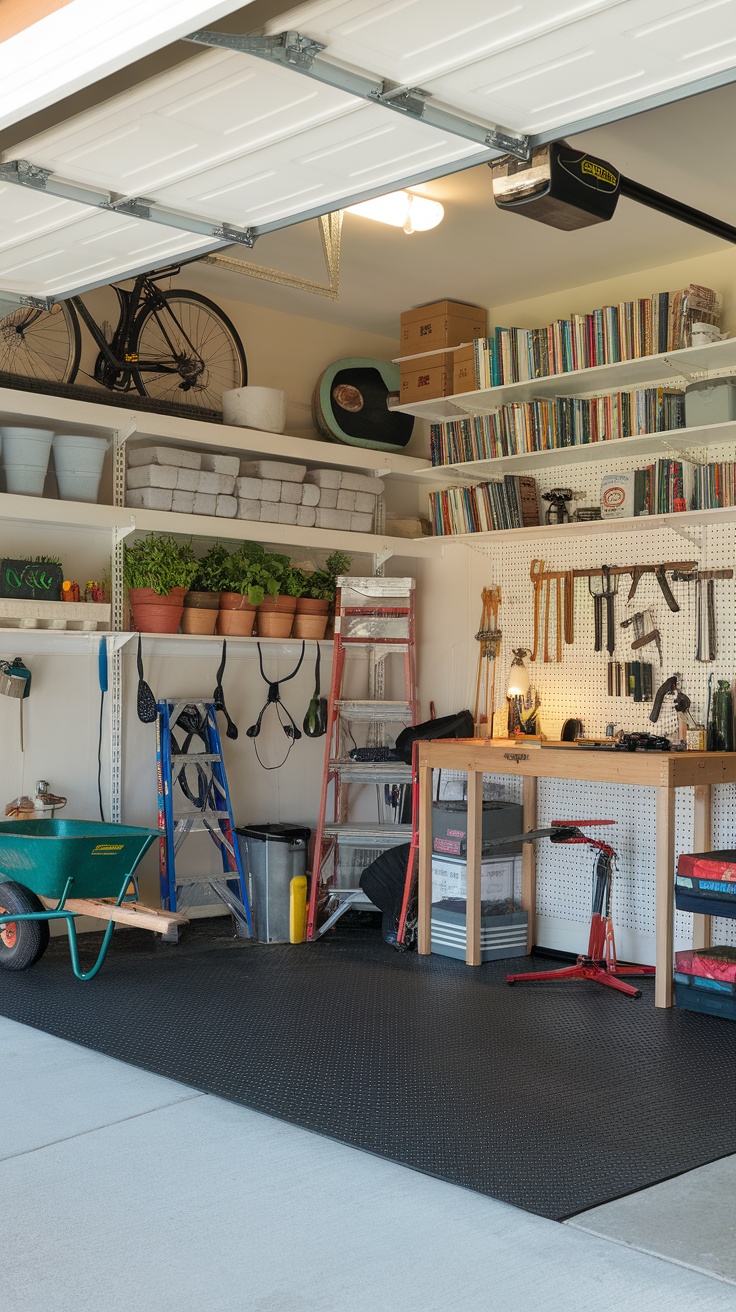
0,881,50,970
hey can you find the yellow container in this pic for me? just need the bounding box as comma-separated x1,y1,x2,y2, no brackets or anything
290,874,307,943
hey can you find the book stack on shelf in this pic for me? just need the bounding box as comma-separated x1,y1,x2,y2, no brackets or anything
634,458,736,515
460,284,721,389
429,475,538,536
691,461,736,510
429,386,685,465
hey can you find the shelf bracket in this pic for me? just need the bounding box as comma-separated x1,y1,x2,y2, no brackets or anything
663,518,702,545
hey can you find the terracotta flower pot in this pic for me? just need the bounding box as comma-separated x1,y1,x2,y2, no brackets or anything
256,594,297,639
181,589,220,635
129,586,187,634
292,597,330,641
217,591,257,637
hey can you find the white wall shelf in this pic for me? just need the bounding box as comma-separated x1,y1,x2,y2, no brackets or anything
412,420,736,483
432,503,736,545
0,491,432,557
0,386,430,481
395,338,736,421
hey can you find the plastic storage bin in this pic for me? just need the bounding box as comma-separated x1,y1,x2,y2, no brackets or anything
685,378,736,427
236,823,310,942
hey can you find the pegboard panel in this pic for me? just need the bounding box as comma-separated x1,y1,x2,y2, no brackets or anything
457,441,736,958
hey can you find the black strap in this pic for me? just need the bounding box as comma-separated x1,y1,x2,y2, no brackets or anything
246,642,306,768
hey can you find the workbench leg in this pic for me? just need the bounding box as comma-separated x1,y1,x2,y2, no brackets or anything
655,785,676,1008
522,775,538,955
692,784,712,952
465,770,483,966
418,764,433,956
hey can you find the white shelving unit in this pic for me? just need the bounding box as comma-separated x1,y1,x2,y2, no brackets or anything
410,420,736,483
0,387,430,481
395,337,736,422
391,336,736,542
0,384,432,823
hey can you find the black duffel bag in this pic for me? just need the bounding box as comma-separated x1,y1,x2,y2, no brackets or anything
394,709,474,764
359,843,413,946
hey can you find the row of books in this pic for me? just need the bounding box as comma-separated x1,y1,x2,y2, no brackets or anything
691,462,736,510
633,460,688,517
429,476,539,536
635,459,736,515
429,387,685,466
471,284,721,388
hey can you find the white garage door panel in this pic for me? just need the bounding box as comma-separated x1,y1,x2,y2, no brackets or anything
0,186,93,254
0,0,257,132
154,107,480,224
0,209,217,299
269,0,620,84
274,0,736,133
16,51,360,196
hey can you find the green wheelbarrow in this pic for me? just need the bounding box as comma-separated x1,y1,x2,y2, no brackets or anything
0,819,188,982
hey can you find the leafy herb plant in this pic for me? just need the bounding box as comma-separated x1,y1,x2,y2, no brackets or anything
124,534,199,595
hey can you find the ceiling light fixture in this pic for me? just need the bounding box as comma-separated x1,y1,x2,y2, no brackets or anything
347,190,444,234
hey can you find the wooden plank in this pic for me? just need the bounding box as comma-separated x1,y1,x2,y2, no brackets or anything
417,763,434,955
522,774,538,954
655,785,676,1008
465,770,482,966
691,783,712,952
419,742,736,789
39,896,188,935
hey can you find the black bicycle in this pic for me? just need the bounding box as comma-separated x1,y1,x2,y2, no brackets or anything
0,263,246,412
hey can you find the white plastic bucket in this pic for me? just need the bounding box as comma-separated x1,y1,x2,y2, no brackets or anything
223,387,288,433
52,433,109,503
1,426,54,496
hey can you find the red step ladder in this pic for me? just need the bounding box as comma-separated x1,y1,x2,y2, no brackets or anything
306,576,417,941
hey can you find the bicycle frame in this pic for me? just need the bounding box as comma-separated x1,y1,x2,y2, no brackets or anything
70,264,205,394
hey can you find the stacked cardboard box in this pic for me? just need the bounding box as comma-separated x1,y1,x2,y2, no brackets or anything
399,300,487,404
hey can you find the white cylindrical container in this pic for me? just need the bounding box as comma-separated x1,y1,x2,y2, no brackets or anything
0,426,54,496
52,433,110,502
223,386,288,433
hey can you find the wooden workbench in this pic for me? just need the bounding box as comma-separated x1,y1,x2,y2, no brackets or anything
417,741,736,1008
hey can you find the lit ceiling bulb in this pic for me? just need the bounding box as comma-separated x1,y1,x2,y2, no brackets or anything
347,190,444,234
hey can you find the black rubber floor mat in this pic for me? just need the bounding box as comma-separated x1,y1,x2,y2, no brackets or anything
1,919,735,1220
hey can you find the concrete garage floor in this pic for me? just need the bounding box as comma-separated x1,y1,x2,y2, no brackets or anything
2,1015,735,1312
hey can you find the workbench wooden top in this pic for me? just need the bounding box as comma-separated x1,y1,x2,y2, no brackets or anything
418,740,736,787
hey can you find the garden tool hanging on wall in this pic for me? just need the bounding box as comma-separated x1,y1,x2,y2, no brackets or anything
473,585,501,735
135,634,156,724
0,658,32,750
247,641,305,769
303,644,327,738
213,640,238,740
671,568,734,663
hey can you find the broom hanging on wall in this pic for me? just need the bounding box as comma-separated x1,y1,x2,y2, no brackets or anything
473,586,502,737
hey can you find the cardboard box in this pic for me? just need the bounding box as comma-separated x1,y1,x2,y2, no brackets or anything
453,343,476,393
399,358,453,404
400,299,487,353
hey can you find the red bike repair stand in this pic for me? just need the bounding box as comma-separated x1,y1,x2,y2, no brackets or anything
507,820,656,999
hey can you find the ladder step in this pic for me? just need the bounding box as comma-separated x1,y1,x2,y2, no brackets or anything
335,700,412,721
323,823,412,845
329,760,411,782
171,752,222,764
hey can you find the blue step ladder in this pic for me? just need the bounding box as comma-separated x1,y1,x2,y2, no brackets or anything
156,699,252,939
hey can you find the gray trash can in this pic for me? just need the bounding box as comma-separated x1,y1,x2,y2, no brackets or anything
236,824,310,943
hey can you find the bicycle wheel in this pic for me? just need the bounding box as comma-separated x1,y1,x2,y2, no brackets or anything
132,290,246,412
0,301,80,385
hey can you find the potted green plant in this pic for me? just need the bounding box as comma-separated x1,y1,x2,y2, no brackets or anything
124,534,198,633
183,543,231,635
293,551,352,640
255,552,305,638
217,541,276,637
